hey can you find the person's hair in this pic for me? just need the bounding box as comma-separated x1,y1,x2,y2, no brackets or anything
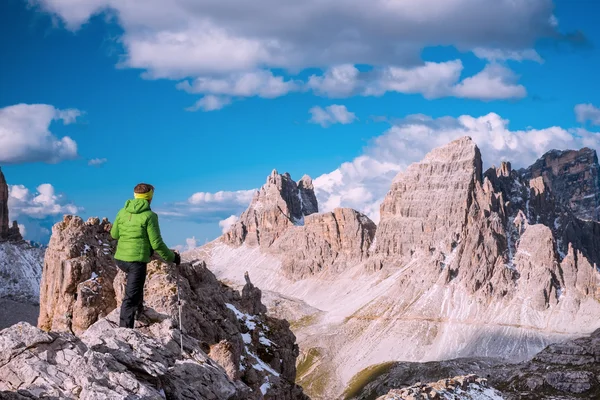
134,183,155,194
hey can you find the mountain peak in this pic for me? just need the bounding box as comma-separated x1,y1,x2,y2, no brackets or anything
223,171,318,247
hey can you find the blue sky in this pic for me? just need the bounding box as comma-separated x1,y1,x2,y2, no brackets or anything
1,0,600,246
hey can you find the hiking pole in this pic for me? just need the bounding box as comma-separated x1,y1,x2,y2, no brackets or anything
173,262,184,358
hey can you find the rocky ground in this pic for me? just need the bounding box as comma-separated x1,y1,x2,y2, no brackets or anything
350,328,600,400
0,215,308,400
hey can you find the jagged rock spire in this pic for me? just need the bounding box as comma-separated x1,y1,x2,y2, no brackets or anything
223,170,319,247
0,167,9,239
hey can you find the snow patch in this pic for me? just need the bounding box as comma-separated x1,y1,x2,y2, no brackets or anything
248,350,280,377
260,377,271,395
241,333,252,344
225,303,257,330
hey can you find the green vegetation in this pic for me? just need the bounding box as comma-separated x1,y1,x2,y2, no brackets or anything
290,313,318,330
296,347,331,399
296,347,322,378
342,362,396,400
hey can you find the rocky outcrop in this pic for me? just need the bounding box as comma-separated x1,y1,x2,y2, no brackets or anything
38,215,117,334
376,375,503,400
0,168,22,242
223,170,318,248
521,147,600,221
112,259,305,396
18,213,307,399
352,328,600,400
0,168,9,239
271,207,376,280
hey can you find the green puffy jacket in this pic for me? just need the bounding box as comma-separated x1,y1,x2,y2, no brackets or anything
110,198,175,263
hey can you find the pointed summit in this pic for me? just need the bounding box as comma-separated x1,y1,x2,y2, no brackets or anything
0,167,10,239
223,171,318,247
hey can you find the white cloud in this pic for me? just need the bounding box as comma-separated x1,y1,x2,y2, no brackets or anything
188,190,255,206
314,113,600,223
219,215,240,234
309,105,357,127
472,48,543,63
157,189,256,223
88,158,107,166
33,0,559,107
308,62,527,101
308,65,360,98
18,224,26,238
575,103,600,126
174,236,198,252
0,104,82,164
8,183,80,220
35,0,557,76
452,63,527,100
365,61,463,99
186,95,232,112
178,70,299,99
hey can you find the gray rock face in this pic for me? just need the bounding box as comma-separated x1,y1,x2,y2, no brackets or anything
521,147,600,221
0,241,45,304
223,170,318,248
271,207,376,280
353,328,600,400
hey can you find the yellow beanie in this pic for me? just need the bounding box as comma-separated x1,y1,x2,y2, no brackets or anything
134,190,154,201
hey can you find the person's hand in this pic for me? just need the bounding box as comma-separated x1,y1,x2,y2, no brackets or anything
173,251,181,266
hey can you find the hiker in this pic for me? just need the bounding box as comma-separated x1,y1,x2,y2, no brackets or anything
110,183,181,328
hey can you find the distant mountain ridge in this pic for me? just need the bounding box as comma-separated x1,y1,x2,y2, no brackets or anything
186,137,600,399
0,168,44,313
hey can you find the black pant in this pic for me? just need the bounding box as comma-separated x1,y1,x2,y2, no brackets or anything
116,260,147,328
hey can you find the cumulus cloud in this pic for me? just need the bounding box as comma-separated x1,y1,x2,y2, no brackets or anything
177,70,300,99
88,158,107,166
157,189,255,223
575,104,600,126
186,95,232,112
309,105,357,127
8,183,80,219
314,113,600,222
35,0,558,75
472,48,544,63
219,215,240,234
308,65,361,98
174,236,199,252
33,0,561,107
0,104,82,164
309,61,527,101
7,183,80,243
452,64,527,100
